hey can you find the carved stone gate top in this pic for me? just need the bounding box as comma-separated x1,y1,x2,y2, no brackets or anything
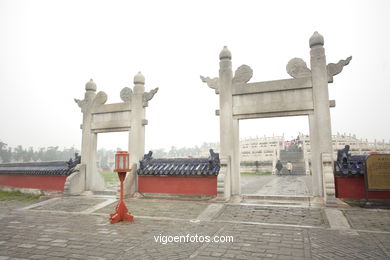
201,32,351,206
75,72,158,192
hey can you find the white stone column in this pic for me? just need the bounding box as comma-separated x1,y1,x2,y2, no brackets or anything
88,132,104,191
76,79,104,192
126,72,146,196
217,156,231,201
309,114,322,196
79,80,96,169
272,148,277,175
219,46,234,199
232,118,240,195
310,32,336,205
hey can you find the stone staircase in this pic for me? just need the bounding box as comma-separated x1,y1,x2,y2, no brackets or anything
279,145,306,175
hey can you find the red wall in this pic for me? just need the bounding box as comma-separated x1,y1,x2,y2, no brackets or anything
138,176,217,196
335,176,390,200
0,174,67,191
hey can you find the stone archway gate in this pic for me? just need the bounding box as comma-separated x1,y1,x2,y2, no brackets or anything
201,32,351,206
74,72,158,195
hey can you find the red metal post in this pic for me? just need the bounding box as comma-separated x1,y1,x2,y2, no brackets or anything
110,151,134,224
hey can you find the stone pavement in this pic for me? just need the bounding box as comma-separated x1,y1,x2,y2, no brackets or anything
1,194,390,260
240,175,276,195
249,176,311,197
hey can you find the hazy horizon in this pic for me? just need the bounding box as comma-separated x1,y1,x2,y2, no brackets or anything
1,0,389,151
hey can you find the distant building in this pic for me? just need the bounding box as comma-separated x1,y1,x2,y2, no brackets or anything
239,133,390,174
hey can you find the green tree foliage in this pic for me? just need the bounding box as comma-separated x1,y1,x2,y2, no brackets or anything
0,141,12,163
0,140,219,165
0,141,79,163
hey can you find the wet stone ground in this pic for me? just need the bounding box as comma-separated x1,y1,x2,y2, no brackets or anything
342,208,390,232
217,205,328,227
1,174,390,259
31,197,107,212
97,198,210,220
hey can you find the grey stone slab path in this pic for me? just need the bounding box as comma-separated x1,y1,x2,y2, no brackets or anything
240,175,277,195
1,196,390,259
97,198,210,220
252,175,311,197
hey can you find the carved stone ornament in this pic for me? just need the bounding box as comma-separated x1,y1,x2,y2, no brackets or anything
92,91,108,109
200,76,219,94
232,64,253,84
120,87,132,103
143,88,159,107
74,98,86,110
327,56,352,83
74,97,92,114
286,58,311,78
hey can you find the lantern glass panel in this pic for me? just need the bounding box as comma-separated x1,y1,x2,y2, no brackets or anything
119,156,124,170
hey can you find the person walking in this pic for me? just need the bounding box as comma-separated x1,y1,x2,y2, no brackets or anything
286,161,293,174
275,160,283,175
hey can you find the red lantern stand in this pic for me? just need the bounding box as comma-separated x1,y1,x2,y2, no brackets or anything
110,151,134,224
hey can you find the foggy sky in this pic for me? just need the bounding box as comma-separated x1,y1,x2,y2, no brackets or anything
0,0,389,151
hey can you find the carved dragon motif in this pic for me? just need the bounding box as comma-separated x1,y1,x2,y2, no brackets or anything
286,58,311,78
143,88,159,107
74,98,86,110
200,76,219,94
327,56,352,83
74,97,92,113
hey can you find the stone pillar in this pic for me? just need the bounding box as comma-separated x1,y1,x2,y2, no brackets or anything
310,32,336,205
232,118,240,194
76,79,104,192
80,80,96,171
219,46,234,199
217,156,231,201
126,72,146,196
87,132,104,190
272,148,277,175
382,139,385,153
308,114,322,196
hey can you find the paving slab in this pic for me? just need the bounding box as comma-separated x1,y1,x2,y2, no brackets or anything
309,228,390,259
217,204,328,228
1,195,390,259
96,198,210,220
240,175,276,194
32,197,107,212
342,208,390,232
253,175,311,196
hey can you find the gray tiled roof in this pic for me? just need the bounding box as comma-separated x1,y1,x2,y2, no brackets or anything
334,145,366,176
0,155,80,176
137,149,220,176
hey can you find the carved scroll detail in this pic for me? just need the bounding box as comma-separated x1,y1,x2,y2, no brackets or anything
233,65,253,84
286,58,311,78
92,91,108,109
120,87,133,103
327,56,352,83
200,76,219,94
143,88,159,107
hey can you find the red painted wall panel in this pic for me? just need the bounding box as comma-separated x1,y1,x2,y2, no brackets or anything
0,174,67,191
138,176,217,196
335,176,390,200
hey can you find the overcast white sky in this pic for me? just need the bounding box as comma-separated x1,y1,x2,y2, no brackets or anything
0,0,389,152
